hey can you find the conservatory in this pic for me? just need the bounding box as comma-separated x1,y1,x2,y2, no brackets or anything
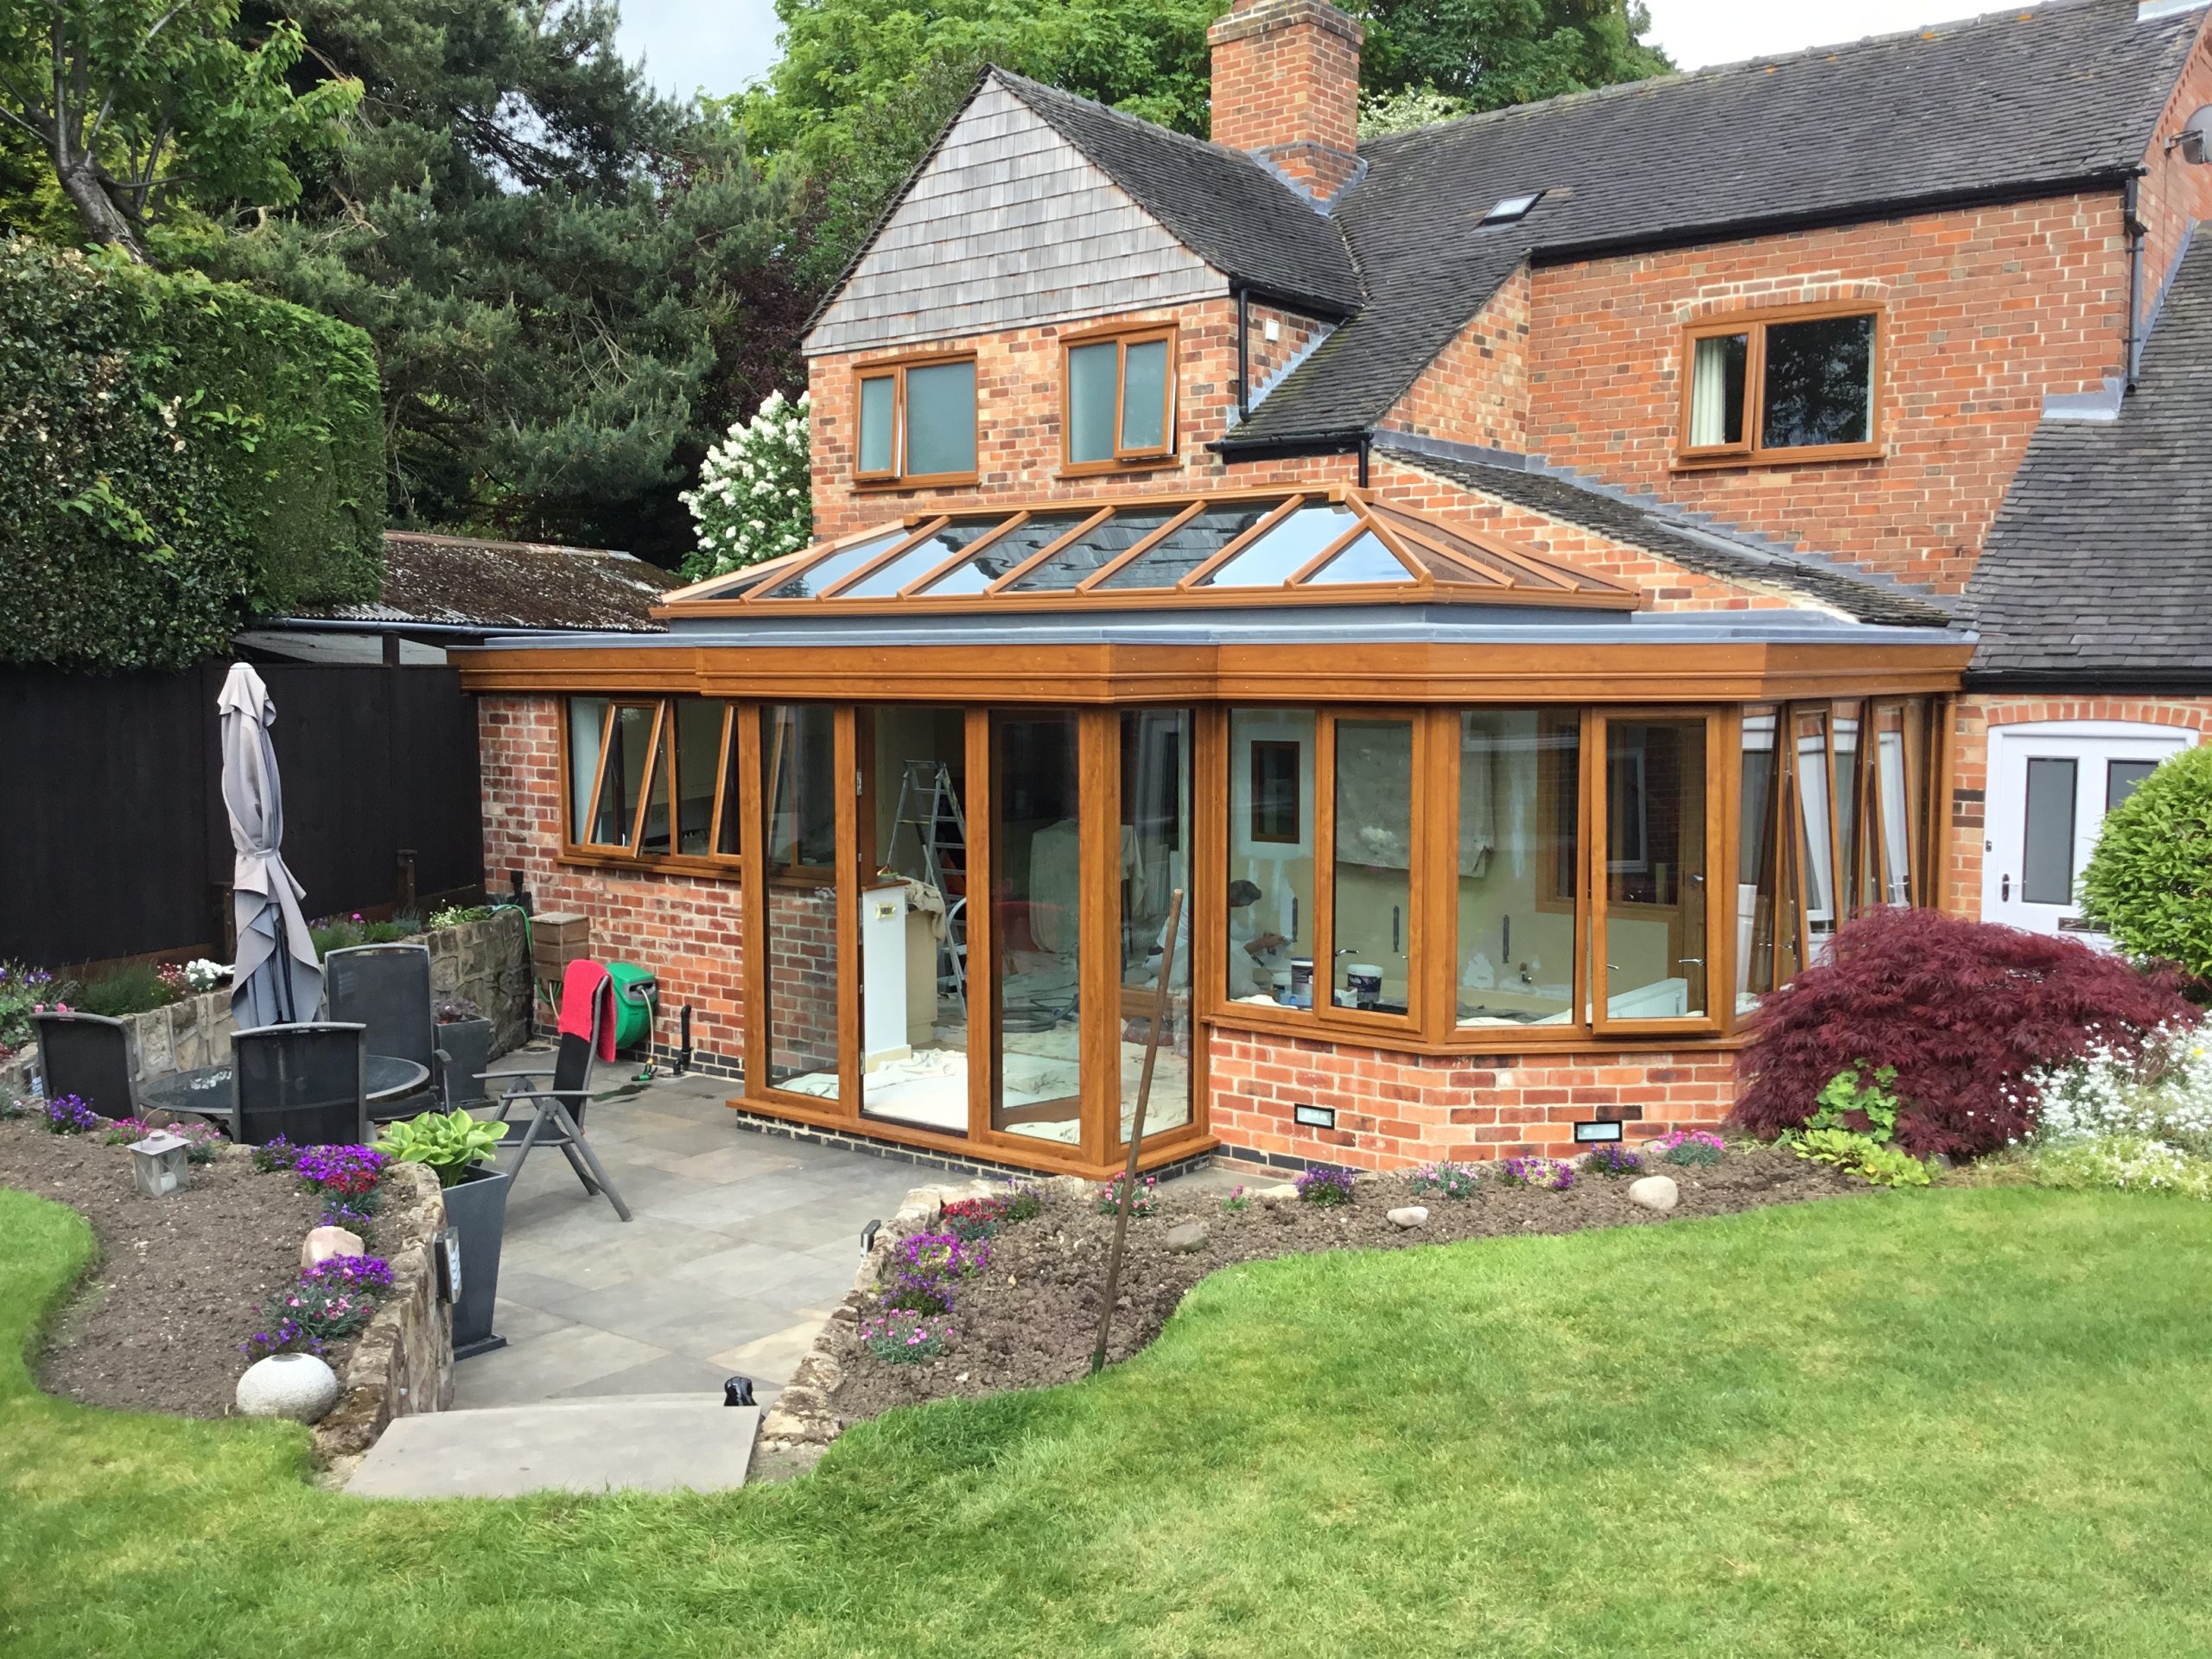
458,486,1970,1179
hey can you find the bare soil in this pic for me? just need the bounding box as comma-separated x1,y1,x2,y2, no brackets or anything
823,1147,1856,1427
0,1116,351,1418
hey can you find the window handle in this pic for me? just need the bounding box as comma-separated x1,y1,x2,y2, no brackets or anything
1677,957,1704,966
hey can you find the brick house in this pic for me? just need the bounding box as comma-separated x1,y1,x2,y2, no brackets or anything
457,0,2212,1179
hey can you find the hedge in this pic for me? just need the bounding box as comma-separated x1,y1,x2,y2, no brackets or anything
0,241,384,672
2081,742,2212,983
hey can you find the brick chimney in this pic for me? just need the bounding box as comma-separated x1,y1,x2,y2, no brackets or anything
1209,0,1364,203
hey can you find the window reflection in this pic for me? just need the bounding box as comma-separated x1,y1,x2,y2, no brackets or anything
1603,719,1707,1020
1332,719,1414,1014
1119,710,1192,1140
1227,710,1313,1005
1457,711,1579,1027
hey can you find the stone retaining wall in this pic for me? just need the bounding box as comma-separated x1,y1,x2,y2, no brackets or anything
315,1161,453,1472
0,911,531,1105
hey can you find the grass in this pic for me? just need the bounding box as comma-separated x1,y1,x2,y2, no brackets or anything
2,1184,2209,1657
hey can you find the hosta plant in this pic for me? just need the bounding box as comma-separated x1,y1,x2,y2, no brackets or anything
375,1109,509,1187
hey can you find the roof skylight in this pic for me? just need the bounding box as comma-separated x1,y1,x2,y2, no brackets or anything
1480,191,1544,226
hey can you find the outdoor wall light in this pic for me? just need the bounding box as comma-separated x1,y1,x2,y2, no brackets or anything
129,1130,191,1198
1294,1104,1336,1129
1572,1121,1624,1144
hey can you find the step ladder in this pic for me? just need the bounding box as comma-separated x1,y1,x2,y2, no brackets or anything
886,758,969,1015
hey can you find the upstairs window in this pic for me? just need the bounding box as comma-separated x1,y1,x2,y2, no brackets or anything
1062,326,1176,473
1681,305,1879,464
854,354,978,486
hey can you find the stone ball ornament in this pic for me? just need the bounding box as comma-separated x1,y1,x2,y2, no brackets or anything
235,1352,341,1423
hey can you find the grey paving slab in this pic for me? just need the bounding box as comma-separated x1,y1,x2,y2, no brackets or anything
347,1401,758,1498
549,1353,736,1399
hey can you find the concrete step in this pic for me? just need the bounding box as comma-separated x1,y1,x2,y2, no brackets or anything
346,1401,759,1499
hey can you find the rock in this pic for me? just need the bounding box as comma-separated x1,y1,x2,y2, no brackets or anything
1386,1205,1429,1229
236,1353,341,1423
301,1225,365,1270
1628,1175,1680,1213
1255,1184,1300,1206
1164,1221,1208,1253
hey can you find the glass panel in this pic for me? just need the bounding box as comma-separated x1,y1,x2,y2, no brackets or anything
1119,338,1170,453
1688,333,1748,447
588,703,657,848
2023,756,2078,906
920,512,1090,595
839,520,998,599
1761,315,1874,448
1874,702,1911,906
1118,709,1192,1141
567,696,608,842
761,530,907,600
1007,506,1180,592
761,705,840,1098
671,699,724,855
1304,531,1412,586
637,710,673,856
1457,711,1579,1027
857,375,895,475
1738,708,1781,1008
1199,503,1357,588
904,360,976,477
2108,759,2158,812
1793,708,1835,955
1603,719,1707,1020
1332,718,1414,1015
989,713,1084,1142
861,709,970,1135
1097,500,1282,589
1832,702,1865,918
1228,709,1313,1007
1067,341,1117,465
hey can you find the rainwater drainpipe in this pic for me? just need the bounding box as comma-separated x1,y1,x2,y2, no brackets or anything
1235,284,1251,422
2124,175,2148,389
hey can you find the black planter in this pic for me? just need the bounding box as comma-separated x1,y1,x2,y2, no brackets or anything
441,1161,512,1360
437,1017,494,1105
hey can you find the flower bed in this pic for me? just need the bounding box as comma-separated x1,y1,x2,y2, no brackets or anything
776,1144,1853,1452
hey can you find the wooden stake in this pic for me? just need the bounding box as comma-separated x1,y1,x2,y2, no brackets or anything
1092,887,1183,1376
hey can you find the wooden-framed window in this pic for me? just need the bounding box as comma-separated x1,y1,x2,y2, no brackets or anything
1061,325,1177,474
853,352,979,487
563,695,740,868
1679,302,1881,467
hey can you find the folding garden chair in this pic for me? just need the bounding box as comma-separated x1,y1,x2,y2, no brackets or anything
324,943,448,1120
481,960,631,1222
31,1011,136,1120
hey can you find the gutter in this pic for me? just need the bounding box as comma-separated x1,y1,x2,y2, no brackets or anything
258,617,665,641
2123,174,2149,389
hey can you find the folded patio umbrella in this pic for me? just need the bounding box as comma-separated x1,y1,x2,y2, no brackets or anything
219,663,323,1029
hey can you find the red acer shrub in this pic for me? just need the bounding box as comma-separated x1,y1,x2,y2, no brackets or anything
1732,907,2196,1160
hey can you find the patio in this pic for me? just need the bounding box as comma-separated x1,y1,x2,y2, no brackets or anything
454,1062,928,1411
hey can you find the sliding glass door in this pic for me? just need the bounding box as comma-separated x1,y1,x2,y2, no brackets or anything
988,712,1086,1144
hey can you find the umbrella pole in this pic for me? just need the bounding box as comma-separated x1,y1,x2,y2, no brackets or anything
1091,887,1182,1378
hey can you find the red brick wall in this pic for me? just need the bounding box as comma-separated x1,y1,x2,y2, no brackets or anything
1526,194,2130,592
810,298,1353,540
1380,265,1531,454
1943,695,2212,916
2139,23,2212,320
1210,1027,1737,1169
480,696,748,1073
1207,0,1363,201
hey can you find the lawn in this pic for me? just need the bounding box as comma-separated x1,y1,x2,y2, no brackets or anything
3,1183,2209,1658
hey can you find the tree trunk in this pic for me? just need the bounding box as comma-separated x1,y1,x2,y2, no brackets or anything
54,156,151,265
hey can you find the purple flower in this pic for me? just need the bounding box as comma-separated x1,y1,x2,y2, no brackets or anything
293,1143,387,1197
1295,1165,1357,1205
41,1095,99,1135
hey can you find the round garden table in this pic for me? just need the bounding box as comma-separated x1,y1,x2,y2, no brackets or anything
138,1054,430,1128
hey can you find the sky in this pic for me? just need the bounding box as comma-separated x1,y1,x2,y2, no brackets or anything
613,1,2037,103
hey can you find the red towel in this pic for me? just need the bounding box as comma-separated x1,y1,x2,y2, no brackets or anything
559,960,617,1061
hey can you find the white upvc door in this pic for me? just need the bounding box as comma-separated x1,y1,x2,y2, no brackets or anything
1982,721,2195,939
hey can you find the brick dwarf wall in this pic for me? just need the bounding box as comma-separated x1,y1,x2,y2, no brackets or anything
1943,695,2212,917
1522,194,2131,593
1207,0,1364,203
479,696,748,1076
810,297,1353,541
1210,1027,1738,1169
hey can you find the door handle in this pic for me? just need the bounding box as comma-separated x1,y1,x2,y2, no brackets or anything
1677,957,1704,966
2001,874,2011,902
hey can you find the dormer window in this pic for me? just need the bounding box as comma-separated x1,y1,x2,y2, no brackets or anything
854,353,978,487
1479,192,1543,225
1062,324,1178,474
1681,303,1880,467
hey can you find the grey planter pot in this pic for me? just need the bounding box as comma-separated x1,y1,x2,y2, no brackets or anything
441,1161,512,1360
437,1017,494,1105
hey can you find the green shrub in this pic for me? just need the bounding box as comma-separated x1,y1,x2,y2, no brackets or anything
1793,1128,1934,1188
71,963,183,1019
0,242,382,673
2081,745,2212,983
1787,1064,1932,1186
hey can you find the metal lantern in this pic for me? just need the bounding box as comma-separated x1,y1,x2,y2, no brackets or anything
129,1130,191,1198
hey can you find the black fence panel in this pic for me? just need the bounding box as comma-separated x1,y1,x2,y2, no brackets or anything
0,663,481,967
